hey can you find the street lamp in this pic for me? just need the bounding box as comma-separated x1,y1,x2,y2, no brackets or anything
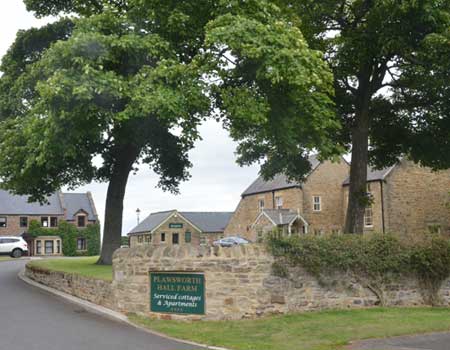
136,208,141,225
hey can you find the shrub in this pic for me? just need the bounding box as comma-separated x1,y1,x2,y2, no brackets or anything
267,233,450,306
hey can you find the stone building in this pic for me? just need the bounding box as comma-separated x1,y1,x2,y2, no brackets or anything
128,210,233,247
0,190,99,256
224,155,350,241
343,160,450,235
225,157,450,240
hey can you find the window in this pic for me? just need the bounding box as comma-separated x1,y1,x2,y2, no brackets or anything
45,240,54,255
185,232,192,243
428,224,442,234
41,217,49,227
275,196,283,209
364,206,374,227
257,229,264,242
36,240,42,255
200,234,207,246
77,215,86,227
56,240,61,254
314,229,324,236
172,233,179,245
77,238,87,251
0,217,7,228
20,217,28,228
50,217,58,228
161,233,166,242
144,234,152,244
313,196,321,212
258,199,265,210
137,235,143,244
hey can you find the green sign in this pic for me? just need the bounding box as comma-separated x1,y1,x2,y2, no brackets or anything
169,223,183,228
150,272,205,315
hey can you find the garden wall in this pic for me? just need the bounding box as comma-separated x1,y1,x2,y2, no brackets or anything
25,264,115,310
112,244,450,321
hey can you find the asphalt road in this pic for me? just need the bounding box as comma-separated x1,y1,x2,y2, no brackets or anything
352,332,450,350
0,260,201,350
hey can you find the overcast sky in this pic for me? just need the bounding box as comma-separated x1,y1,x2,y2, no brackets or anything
0,1,260,234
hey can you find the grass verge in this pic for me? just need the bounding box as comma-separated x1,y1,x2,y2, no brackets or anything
27,256,112,281
0,256,13,262
129,307,450,350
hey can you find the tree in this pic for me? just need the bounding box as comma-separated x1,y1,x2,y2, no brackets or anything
276,0,450,233
0,0,338,263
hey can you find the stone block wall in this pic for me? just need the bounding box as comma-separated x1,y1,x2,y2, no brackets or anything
112,244,450,321
25,264,115,310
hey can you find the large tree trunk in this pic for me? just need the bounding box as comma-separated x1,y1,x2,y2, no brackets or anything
344,85,371,234
97,145,139,265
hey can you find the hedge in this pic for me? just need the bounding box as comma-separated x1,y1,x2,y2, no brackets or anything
28,220,100,256
267,233,450,306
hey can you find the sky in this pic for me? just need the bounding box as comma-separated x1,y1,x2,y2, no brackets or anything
0,1,260,234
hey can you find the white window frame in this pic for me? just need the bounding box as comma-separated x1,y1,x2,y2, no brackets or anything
364,206,374,228
258,198,265,210
312,196,321,212
275,196,283,209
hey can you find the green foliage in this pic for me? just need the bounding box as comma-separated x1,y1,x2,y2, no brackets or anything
268,234,450,306
410,236,450,305
28,220,100,256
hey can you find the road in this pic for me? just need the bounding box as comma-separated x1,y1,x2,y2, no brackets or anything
0,260,201,350
352,332,450,350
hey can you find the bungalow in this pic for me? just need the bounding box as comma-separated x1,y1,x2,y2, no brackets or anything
128,210,233,247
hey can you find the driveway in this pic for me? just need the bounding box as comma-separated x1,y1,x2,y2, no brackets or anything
351,332,450,350
0,260,201,350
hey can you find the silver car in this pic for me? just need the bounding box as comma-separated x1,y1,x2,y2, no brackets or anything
213,236,250,247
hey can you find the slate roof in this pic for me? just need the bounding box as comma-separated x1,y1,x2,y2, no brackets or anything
242,155,321,197
0,190,64,215
62,193,97,221
0,190,97,221
261,209,300,225
128,210,234,235
343,165,396,185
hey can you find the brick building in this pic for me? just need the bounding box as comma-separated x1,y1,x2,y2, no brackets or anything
128,210,233,247
0,190,99,256
225,157,450,240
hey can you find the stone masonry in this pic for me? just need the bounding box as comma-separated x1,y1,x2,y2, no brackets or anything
111,245,450,321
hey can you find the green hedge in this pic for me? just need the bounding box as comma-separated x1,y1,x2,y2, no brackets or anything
28,220,100,256
267,233,450,306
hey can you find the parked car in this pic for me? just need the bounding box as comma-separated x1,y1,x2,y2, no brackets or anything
0,236,28,258
213,236,250,247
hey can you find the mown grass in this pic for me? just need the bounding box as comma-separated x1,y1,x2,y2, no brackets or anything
27,256,113,281
0,256,13,262
129,307,450,350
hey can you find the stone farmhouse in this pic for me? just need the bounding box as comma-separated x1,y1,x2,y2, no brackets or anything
0,190,99,256
225,157,450,241
128,210,233,247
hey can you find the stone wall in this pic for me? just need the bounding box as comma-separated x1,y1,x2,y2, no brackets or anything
112,244,450,321
25,264,115,310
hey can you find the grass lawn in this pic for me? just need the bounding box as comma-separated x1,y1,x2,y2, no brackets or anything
129,307,450,350
0,256,13,262
27,256,113,281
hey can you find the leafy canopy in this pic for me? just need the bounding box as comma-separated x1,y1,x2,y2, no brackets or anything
0,0,340,201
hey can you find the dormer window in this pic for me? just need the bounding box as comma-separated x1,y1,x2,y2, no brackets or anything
77,215,86,227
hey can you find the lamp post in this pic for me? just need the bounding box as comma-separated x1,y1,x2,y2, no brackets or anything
136,208,141,225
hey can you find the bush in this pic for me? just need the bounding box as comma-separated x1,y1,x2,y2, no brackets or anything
267,233,450,306
28,220,100,256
